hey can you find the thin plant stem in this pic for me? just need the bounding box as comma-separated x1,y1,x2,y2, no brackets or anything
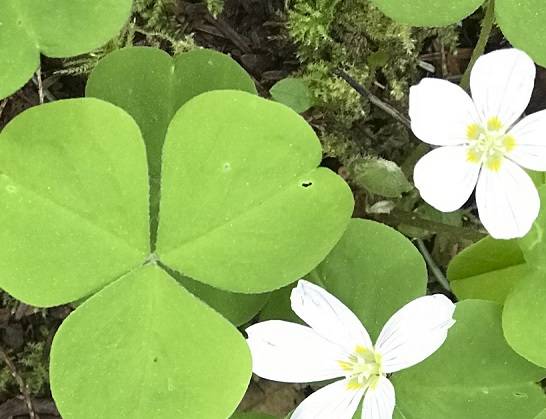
460,0,496,90
416,239,451,292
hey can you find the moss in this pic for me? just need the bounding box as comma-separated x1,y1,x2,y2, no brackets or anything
0,328,50,396
287,0,459,169
206,0,225,17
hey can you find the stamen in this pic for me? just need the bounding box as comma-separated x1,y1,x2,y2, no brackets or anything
465,118,518,172
466,123,481,140
487,116,503,132
338,345,383,391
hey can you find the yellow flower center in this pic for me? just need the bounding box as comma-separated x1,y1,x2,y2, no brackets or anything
338,345,383,391
466,117,517,172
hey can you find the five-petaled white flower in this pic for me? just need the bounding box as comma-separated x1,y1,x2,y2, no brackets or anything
246,280,456,419
410,48,546,239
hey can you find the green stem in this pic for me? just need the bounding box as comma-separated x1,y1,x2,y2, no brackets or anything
460,0,496,90
416,239,451,291
376,209,486,242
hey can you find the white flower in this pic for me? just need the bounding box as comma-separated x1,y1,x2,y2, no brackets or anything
246,280,456,419
410,48,546,239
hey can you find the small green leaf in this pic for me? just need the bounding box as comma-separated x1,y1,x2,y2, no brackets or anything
448,237,528,304
503,270,546,367
50,264,252,419
369,0,483,27
496,0,546,67
393,300,546,419
350,157,413,198
156,90,354,293
174,272,270,326
258,284,301,323
0,99,149,307
270,78,314,113
312,218,427,340
0,0,132,98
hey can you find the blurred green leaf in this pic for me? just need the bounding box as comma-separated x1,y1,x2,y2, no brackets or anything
174,272,270,326
350,157,413,198
503,269,546,367
496,0,546,67
270,78,314,113
393,300,546,419
0,0,132,98
313,218,427,340
448,236,528,304
369,0,482,26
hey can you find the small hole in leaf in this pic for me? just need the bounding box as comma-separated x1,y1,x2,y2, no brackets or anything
223,162,231,172
513,392,527,399
301,181,313,188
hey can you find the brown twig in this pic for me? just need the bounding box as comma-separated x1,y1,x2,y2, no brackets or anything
0,99,8,121
333,69,411,129
31,70,56,103
0,346,39,419
0,398,58,417
35,69,44,105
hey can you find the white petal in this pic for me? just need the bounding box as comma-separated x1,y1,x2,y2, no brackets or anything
290,280,372,353
246,320,347,383
507,110,546,171
409,78,479,146
476,159,540,239
470,48,535,128
292,380,364,419
375,295,455,374
362,377,396,419
413,146,480,212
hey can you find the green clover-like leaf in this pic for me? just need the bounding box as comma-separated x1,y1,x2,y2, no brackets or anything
86,47,266,321
156,90,354,293
0,98,149,307
0,69,353,417
392,300,546,419
0,0,132,99
50,264,251,419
